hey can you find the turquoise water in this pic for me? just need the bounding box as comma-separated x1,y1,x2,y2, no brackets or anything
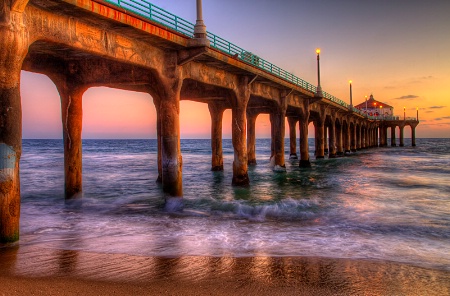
17,138,450,271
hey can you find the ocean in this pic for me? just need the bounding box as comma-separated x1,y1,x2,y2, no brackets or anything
16,138,450,273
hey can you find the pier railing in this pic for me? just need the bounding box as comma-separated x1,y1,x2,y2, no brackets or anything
102,0,361,113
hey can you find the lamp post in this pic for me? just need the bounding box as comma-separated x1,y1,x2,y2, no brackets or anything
194,0,207,39
315,48,323,97
416,107,419,121
380,105,383,120
374,102,377,119
349,80,353,109
365,95,368,117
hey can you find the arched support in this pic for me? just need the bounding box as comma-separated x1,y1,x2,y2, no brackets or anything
314,119,325,159
344,122,351,154
158,64,183,198
153,96,162,183
208,102,226,171
336,121,344,156
299,114,311,168
351,123,357,152
391,126,397,147
270,97,287,172
411,125,417,147
231,77,250,186
0,20,29,243
55,81,86,200
324,125,329,154
287,117,298,159
399,125,405,147
328,119,336,158
246,110,258,166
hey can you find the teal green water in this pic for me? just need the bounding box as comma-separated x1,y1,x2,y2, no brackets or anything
16,138,450,271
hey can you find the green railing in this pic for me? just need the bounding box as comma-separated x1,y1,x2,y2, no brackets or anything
102,0,351,109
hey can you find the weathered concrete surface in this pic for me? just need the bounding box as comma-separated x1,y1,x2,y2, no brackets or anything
208,102,225,171
0,7,28,242
231,77,249,186
246,110,258,166
56,81,86,199
287,117,298,159
159,57,183,197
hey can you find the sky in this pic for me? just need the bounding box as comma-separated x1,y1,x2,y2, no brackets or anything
21,0,450,139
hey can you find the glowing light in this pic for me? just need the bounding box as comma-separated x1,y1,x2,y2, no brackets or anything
316,48,321,54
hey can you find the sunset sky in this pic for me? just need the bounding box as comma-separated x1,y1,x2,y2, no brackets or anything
21,0,450,139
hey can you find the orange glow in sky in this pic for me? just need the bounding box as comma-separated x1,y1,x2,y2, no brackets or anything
20,0,450,139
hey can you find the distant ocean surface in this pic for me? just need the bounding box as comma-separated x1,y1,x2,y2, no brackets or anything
18,138,450,271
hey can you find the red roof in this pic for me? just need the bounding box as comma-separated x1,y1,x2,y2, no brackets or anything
354,94,393,109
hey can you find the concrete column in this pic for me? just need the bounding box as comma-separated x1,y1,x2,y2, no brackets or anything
153,96,162,183
391,126,397,147
336,123,344,156
328,119,336,158
365,127,370,148
411,126,416,147
270,101,287,171
287,117,298,159
231,77,250,185
345,123,351,154
159,76,183,197
314,120,325,159
376,127,379,147
57,82,85,199
208,103,225,171
0,20,28,243
351,124,357,152
299,116,311,167
356,125,362,150
324,125,328,154
399,125,405,147
382,126,389,147
246,110,258,165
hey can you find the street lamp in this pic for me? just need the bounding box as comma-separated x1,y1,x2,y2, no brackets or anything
416,107,419,121
349,80,353,109
315,48,323,97
365,95,368,117
403,106,406,121
380,105,383,120
194,0,207,39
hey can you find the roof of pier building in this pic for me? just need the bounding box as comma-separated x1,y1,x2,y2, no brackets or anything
355,94,393,110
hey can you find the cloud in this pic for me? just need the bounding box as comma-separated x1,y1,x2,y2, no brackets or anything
429,106,446,109
393,95,419,100
420,76,435,80
435,118,443,121
442,116,450,119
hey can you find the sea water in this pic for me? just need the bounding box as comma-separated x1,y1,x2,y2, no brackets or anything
17,138,450,271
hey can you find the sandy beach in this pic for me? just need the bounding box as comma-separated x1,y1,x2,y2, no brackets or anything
1,245,449,296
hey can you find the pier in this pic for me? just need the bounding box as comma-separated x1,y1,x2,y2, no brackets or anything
0,0,419,242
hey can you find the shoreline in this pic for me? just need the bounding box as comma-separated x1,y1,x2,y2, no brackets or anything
1,245,449,295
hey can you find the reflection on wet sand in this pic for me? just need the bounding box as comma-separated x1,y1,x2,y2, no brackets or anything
1,245,449,295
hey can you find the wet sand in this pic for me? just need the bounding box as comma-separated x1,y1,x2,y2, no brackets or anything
1,245,449,295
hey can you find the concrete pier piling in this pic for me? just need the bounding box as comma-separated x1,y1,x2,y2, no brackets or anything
0,13,28,242
271,100,287,171
246,110,258,166
299,115,311,168
231,77,250,186
328,119,337,158
208,103,225,171
57,82,85,199
288,117,298,159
